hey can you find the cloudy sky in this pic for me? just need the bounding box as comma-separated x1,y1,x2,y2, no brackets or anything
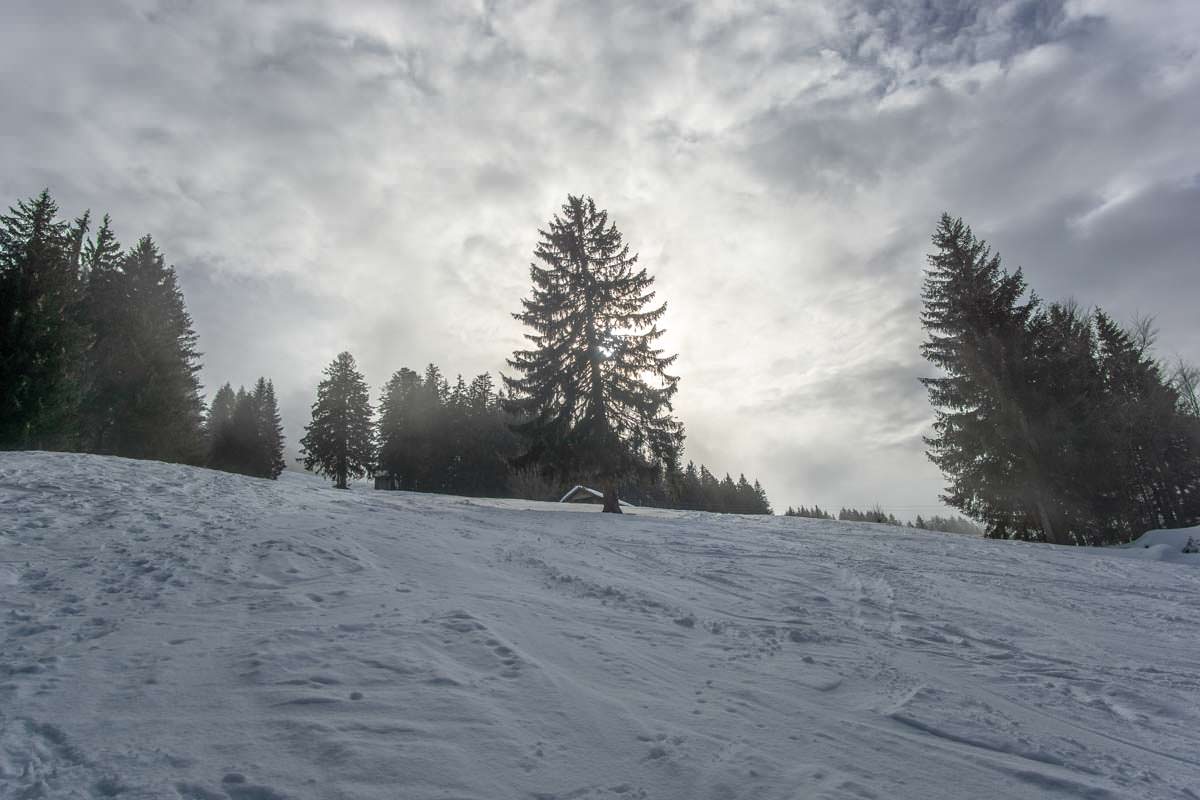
3,0,1198,514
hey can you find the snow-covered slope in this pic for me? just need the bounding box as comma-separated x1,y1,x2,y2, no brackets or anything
2,453,1198,800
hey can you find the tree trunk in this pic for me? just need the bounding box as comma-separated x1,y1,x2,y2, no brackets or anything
1036,496,1065,546
601,484,622,514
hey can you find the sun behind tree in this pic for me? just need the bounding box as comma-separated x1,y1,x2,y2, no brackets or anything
504,195,684,512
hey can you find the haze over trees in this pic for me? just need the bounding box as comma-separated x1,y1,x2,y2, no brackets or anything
84,234,206,463
504,195,685,512
0,191,204,462
920,214,1200,545
376,365,518,496
207,378,286,479
300,351,375,489
654,462,772,514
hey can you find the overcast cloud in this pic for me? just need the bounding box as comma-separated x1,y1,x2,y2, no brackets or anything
3,0,1198,514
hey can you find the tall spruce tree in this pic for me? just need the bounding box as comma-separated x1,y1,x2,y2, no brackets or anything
228,386,260,473
207,382,239,471
1093,313,1200,538
377,365,517,496
99,235,205,463
504,195,684,512
253,378,287,479
919,214,1055,541
921,214,1200,544
377,367,424,489
0,190,87,449
205,378,286,479
300,351,374,489
80,214,125,451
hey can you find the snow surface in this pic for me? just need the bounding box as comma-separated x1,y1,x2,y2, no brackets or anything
1,453,1199,800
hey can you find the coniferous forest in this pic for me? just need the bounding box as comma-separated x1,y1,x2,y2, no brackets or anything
1,191,205,462
3,189,1197,538
207,379,287,479
921,215,1200,545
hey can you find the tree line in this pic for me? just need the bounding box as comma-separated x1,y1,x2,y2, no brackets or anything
0,187,768,508
921,214,1200,544
783,505,981,535
297,351,772,512
0,190,288,479
0,191,206,461
297,195,772,513
207,379,286,478
10,188,1194,539
604,461,771,514
377,366,517,496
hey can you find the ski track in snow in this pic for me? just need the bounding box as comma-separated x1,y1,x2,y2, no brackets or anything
0,452,1198,799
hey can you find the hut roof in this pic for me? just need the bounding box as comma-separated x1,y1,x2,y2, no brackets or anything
558,486,635,506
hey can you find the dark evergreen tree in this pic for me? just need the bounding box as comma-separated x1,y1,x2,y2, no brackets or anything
79,214,125,452
719,473,739,512
1019,301,1107,541
699,465,719,511
504,195,684,512
622,459,770,514
753,479,772,515
459,372,519,496
205,378,286,479
1,193,207,463
206,382,239,471
1092,313,1200,539
377,367,425,489
253,378,287,479
0,190,87,449
300,351,374,489
921,214,1200,544
919,214,1053,541
228,386,260,473
680,461,703,509
837,507,902,525
98,235,205,463
377,364,518,496
782,506,830,520
913,514,984,536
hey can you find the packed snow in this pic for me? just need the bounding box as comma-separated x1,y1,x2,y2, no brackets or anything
1,453,1198,800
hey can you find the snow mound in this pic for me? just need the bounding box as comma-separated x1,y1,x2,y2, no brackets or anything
2,452,1199,800
1123,527,1200,561
1106,526,1200,564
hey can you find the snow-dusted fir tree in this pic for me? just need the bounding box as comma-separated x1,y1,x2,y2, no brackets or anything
300,352,374,489
504,195,684,512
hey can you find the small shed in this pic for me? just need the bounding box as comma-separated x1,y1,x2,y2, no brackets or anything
558,485,635,507
374,473,400,490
